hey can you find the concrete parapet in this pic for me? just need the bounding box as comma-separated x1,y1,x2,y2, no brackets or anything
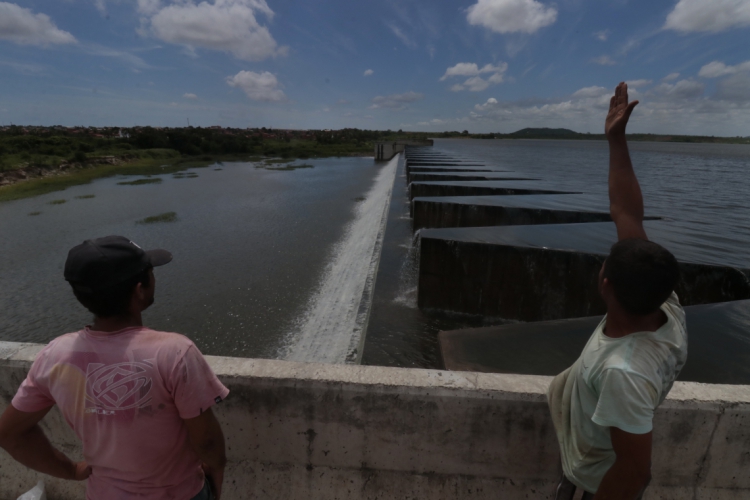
1,341,749,499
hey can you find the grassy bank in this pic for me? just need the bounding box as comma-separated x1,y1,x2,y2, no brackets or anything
0,146,372,203
0,154,208,203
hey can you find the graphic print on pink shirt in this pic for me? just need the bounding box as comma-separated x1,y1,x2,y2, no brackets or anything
12,327,229,500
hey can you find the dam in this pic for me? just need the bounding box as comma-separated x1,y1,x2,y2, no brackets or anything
3,140,750,498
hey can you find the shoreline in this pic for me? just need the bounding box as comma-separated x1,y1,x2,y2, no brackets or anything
0,151,374,203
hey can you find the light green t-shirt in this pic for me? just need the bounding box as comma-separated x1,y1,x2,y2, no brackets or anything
548,293,687,494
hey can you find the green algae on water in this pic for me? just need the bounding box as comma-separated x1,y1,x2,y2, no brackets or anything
48,199,67,205
28,211,41,216
136,211,177,224
117,178,163,186
75,194,95,199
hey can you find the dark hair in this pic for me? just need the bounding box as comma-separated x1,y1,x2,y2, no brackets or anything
604,239,680,316
72,268,151,318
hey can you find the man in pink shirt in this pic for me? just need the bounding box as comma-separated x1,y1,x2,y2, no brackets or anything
0,236,229,500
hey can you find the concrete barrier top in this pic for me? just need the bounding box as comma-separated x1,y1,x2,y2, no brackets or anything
2,340,749,405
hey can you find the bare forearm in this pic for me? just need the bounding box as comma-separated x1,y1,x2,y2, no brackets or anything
594,458,651,499
2,425,77,479
608,135,646,240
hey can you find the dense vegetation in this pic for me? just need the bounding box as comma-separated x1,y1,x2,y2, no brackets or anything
0,126,424,173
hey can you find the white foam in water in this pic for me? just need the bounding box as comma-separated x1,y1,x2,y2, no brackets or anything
281,155,399,364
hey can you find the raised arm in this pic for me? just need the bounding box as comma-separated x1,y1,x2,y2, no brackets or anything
605,82,647,241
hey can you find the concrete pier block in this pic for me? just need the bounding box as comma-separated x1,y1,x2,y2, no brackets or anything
418,221,750,322
409,181,576,200
438,299,750,384
412,195,613,231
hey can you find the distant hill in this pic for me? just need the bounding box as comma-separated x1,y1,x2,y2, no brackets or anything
509,128,583,137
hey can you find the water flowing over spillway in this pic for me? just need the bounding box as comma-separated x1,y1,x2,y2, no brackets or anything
281,156,398,364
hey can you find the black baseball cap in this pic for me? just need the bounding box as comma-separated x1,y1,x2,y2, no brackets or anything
64,235,172,293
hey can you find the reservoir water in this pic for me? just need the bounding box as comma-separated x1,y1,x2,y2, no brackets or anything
0,157,385,359
2,140,750,370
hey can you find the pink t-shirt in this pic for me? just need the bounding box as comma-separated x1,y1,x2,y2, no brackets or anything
12,326,230,500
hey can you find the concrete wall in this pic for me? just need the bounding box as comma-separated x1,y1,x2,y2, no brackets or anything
1,340,750,499
375,141,433,161
418,238,750,321
409,182,567,200
411,200,613,231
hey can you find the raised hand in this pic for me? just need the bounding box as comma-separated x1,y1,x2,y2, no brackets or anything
605,82,639,139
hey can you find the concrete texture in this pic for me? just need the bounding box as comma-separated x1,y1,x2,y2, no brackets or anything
409,181,576,200
1,341,750,499
438,299,750,384
408,173,536,183
418,221,750,321
406,167,504,184
375,141,433,161
411,195,613,231
418,231,750,321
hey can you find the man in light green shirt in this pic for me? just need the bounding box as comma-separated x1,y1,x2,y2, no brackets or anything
548,82,687,499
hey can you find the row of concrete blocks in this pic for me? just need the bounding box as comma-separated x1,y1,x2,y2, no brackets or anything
403,148,750,323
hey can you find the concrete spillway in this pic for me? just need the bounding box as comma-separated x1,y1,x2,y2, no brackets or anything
397,146,750,383
283,156,398,364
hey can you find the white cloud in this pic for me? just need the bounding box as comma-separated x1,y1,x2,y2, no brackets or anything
0,2,76,46
462,76,491,92
145,0,286,62
593,30,609,41
418,118,449,126
364,69,374,76
183,93,198,99
591,55,616,66
664,0,750,33
386,22,417,48
717,73,750,101
440,62,509,80
441,63,481,80
572,86,609,98
137,0,162,16
226,70,285,101
652,79,705,100
626,79,653,88
440,61,508,92
465,75,750,135
663,72,681,81
698,60,750,78
369,91,423,110
466,0,557,34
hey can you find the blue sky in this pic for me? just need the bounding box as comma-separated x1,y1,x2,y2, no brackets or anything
1,0,749,135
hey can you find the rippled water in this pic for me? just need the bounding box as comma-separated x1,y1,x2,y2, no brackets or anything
362,139,750,369
0,158,380,358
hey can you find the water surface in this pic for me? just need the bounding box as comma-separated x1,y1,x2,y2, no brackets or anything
0,158,380,358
